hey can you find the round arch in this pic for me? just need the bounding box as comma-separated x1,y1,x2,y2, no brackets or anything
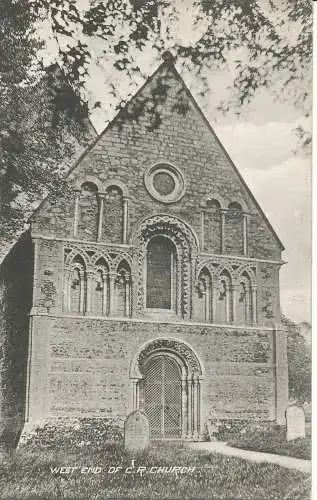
103,179,129,197
131,214,199,319
131,213,200,250
74,175,104,192
130,337,204,379
130,337,203,440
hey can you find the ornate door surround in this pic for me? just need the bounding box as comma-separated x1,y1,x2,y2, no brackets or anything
130,338,203,440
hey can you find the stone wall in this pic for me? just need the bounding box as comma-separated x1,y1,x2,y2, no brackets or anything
30,236,282,329
31,63,283,262
27,315,279,425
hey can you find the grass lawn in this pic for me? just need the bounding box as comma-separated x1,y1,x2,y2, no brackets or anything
0,441,310,500
228,424,311,460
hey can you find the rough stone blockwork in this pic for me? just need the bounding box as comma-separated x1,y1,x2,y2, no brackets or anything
0,58,288,443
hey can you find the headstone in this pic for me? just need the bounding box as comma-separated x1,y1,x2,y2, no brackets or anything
124,410,150,452
286,405,305,441
206,420,218,441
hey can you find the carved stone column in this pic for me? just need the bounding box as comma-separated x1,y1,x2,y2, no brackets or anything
187,373,193,439
201,211,205,249
97,193,105,242
205,281,211,322
109,272,116,316
125,277,131,317
103,275,109,316
123,196,129,244
86,270,94,314
130,272,137,317
136,381,140,409
79,269,86,314
192,373,199,440
176,252,182,317
243,214,248,256
132,379,137,410
220,210,225,253
181,368,188,438
198,377,202,439
190,256,196,320
251,286,257,324
211,282,218,323
73,189,81,237
64,269,71,312
231,284,237,324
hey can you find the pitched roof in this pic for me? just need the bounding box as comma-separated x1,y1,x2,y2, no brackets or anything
64,56,285,251
28,55,284,251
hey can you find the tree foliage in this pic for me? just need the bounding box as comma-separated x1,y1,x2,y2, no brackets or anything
0,0,94,255
282,315,311,403
0,0,312,255
30,0,312,111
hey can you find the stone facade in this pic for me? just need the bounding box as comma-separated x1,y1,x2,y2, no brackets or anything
0,57,288,441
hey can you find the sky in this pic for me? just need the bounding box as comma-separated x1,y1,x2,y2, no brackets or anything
39,0,311,323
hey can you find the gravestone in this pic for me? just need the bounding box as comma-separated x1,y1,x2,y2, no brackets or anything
124,410,150,452
206,420,218,441
286,405,305,441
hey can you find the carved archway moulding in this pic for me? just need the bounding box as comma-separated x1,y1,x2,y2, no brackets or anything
130,337,204,380
130,337,204,440
131,213,199,250
196,258,257,287
131,214,199,319
64,243,133,274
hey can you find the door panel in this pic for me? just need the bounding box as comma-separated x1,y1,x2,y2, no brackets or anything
144,356,182,439
144,357,163,438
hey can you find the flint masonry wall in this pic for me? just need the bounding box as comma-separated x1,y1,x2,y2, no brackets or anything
30,237,282,328
1,60,288,436
27,315,276,424
31,64,282,262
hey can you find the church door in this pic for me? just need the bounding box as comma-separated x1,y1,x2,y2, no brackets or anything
143,355,182,439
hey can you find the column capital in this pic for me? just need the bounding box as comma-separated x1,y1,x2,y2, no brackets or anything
193,372,200,382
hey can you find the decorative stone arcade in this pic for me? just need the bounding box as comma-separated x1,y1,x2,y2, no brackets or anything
130,338,204,441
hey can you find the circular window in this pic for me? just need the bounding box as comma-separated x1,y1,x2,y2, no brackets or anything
144,163,185,203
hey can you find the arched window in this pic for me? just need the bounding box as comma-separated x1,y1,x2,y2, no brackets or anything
77,182,99,241
215,270,232,323
196,268,212,322
225,202,243,255
146,236,176,311
103,186,123,243
203,199,222,253
68,255,86,314
115,261,131,317
236,272,252,325
92,259,109,316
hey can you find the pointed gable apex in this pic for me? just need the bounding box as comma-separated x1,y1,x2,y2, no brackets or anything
67,55,284,251
31,55,284,254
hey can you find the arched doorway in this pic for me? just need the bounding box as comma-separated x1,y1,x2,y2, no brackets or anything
142,354,182,439
130,338,203,440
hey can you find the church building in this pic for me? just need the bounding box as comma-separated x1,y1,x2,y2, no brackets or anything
0,54,288,441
